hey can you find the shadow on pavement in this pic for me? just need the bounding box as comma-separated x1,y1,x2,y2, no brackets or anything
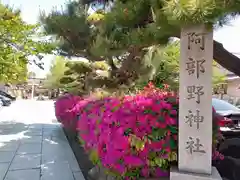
0,121,29,135
0,121,84,180
64,128,94,179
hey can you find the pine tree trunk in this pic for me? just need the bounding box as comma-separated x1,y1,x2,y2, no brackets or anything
213,41,240,76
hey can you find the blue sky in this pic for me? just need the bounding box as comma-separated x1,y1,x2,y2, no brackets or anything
2,0,240,78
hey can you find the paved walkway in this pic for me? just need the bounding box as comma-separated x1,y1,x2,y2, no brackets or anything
0,100,85,180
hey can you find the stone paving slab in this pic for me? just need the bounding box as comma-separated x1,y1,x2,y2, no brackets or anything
9,154,41,170
24,129,43,136
0,100,85,180
0,142,19,152
0,152,15,163
17,143,42,154
4,169,40,180
41,162,75,180
20,135,43,144
0,163,9,180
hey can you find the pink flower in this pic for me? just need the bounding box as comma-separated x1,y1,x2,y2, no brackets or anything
113,164,126,174
123,155,144,167
155,168,169,177
150,141,164,151
112,137,129,150
141,167,150,177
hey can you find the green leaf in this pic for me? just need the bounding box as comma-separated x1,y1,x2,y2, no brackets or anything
168,126,177,134
157,116,165,122
169,138,176,149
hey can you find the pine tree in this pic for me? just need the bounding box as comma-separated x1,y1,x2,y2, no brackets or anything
59,60,120,95
95,0,240,75
40,0,240,87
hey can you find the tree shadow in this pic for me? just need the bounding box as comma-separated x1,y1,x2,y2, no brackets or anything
63,128,94,179
0,122,85,180
0,121,29,135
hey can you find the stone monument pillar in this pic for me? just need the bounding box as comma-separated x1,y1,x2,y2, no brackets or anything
170,25,222,179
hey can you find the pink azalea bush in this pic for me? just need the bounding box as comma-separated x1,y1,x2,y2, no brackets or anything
54,83,223,179
54,94,82,130
77,84,179,178
76,83,223,179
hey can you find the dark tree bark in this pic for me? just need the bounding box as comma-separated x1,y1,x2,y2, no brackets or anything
214,41,240,76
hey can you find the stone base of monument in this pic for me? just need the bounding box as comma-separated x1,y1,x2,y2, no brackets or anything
170,167,222,180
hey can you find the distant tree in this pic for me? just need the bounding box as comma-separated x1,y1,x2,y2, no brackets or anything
59,60,112,95
0,3,55,83
28,71,36,79
44,56,67,90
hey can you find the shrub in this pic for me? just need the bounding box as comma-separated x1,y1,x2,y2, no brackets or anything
54,94,82,130
73,83,223,178
77,84,179,178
